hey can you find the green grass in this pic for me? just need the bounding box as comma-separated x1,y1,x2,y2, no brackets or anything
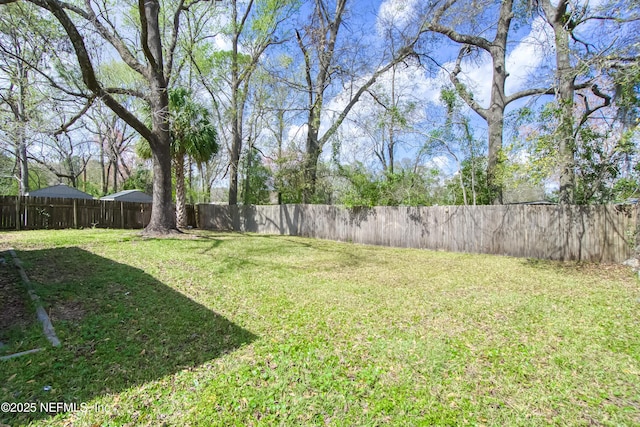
1,229,639,426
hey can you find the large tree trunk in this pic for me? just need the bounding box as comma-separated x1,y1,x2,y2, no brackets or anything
302,109,321,203
147,131,176,233
554,25,575,205
486,37,508,204
227,0,241,205
276,109,284,205
144,0,178,233
228,125,242,205
540,0,576,205
146,28,177,232
17,134,28,195
486,112,504,204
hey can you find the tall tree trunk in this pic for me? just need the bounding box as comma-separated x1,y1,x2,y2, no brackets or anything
228,0,242,205
388,63,396,175
229,127,242,205
485,112,504,204
100,139,107,195
144,0,177,233
187,156,193,201
147,131,176,233
112,157,118,193
539,0,576,205
303,110,321,203
276,109,284,205
554,24,575,205
147,76,176,232
175,154,187,228
17,134,28,195
16,60,29,195
243,146,252,205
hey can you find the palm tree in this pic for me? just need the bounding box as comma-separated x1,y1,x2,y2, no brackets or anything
138,88,218,228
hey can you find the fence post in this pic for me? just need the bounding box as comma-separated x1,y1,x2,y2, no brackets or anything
15,195,20,231
120,202,125,229
73,199,78,229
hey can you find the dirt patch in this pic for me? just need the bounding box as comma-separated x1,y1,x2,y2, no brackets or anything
50,300,86,322
22,253,88,285
0,253,33,341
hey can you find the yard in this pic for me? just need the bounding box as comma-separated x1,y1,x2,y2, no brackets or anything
1,229,639,426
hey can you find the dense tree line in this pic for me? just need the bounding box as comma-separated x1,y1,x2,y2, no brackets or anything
0,0,638,234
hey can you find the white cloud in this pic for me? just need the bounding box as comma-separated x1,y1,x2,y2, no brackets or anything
376,0,420,35
285,123,307,150
505,17,554,94
426,155,456,175
213,34,233,52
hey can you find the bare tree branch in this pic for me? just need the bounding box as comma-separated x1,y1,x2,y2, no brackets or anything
78,0,148,78
54,96,95,135
164,0,186,81
28,0,155,143
448,45,488,119
138,0,158,74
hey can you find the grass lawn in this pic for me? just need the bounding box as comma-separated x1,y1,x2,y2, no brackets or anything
0,229,639,426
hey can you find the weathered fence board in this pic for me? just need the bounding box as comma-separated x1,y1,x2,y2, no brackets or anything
0,196,154,230
197,203,638,263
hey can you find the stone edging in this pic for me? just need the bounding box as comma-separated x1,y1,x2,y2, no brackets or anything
8,249,61,348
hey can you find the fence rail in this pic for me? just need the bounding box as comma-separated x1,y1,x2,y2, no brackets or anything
197,204,639,263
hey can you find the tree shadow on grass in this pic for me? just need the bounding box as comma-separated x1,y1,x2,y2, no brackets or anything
0,247,257,424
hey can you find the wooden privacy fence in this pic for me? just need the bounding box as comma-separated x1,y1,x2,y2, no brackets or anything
197,204,639,263
0,196,154,230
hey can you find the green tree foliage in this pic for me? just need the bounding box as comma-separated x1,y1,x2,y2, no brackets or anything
240,147,271,205
443,157,493,205
273,153,333,204
423,88,488,205
0,152,16,194
517,101,638,204
338,163,440,208
168,89,219,165
124,168,153,195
